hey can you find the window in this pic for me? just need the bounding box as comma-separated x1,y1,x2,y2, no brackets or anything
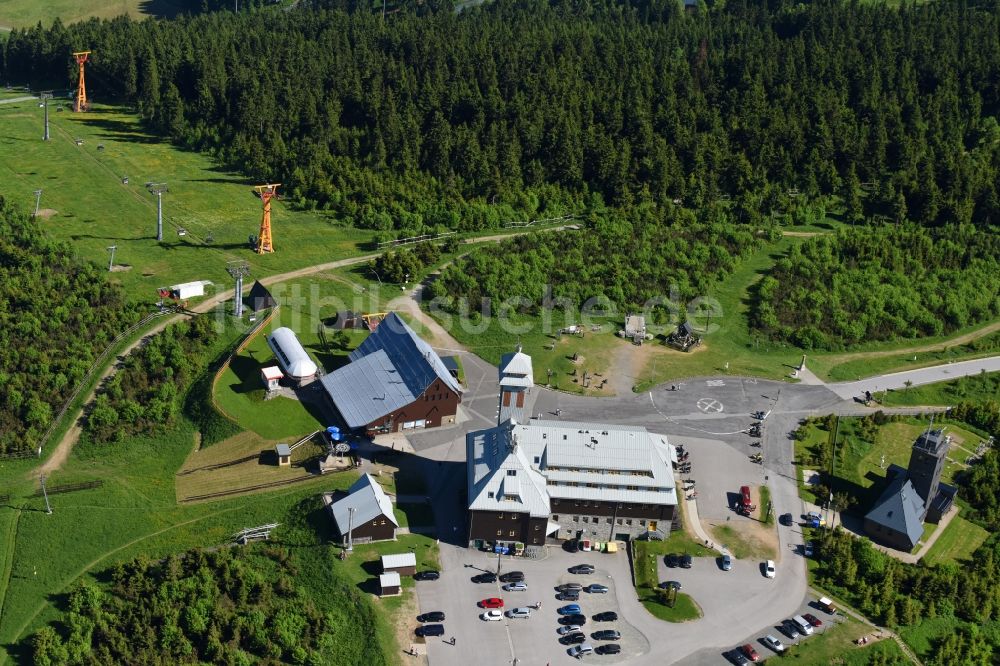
507,470,517,476
552,515,559,521
488,492,494,499
534,525,540,530
498,513,504,519
606,518,612,524
626,519,632,526
582,517,589,523
616,519,623,525
533,456,540,464
639,520,646,527
509,530,515,537
573,515,579,522
592,517,598,523
497,530,502,536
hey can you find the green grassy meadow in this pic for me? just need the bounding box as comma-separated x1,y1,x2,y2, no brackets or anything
0,0,154,29
923,514,989,566
780,615,906,665
879,370,1000,407
0,101,374,300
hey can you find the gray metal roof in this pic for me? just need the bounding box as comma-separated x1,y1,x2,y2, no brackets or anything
321,350,416,428
322,312,461,428
349,312,461,396
329,473,398,534
467,419,677,516
275,444,291,456
382,552,416,570
865,472,925,546
467,422,551,518
499,350,534,387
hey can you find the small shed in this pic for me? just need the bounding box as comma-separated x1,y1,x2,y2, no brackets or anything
381,552,417,576
275,443,291,467
248,280,277,313
379,571,401,596
261,366,283,391
332,310,365,330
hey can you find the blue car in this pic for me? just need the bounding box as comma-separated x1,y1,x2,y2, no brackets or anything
557,604,582,615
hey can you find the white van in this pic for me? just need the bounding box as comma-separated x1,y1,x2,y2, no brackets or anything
792,615,814,636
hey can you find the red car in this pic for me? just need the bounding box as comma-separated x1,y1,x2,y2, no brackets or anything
803,613,823,627
741,644,760,662
479,598,504,609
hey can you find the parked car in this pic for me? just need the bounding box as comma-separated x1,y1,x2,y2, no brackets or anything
417,611,445,623
803,613,823,627
479,598,504,609
481,610,504,621
569,644,594,658
806,511,827,528
741,643,760,662
559,591,581,601
659,580,682,590
414,570,440,581
559,583,584,592
593,611,618,622
596,644,621,655
762,634,786,653
817,596,838,614
779,512,794,526
569,564,595,574
415,624,444,637
558,625,583,635
565,539,580,553
721,554,732,571
804,542,814,557
559,614,587,625
506,607,532,619
499,571,524,583
764,560,776,578
680,554,693,568
472,572,497,584
728,650,751,666
592,629,621,641
780,619,801,639
560,632,587,645
558,604,583,615
585,584,609,593
665,553,680,568
503,582,528,592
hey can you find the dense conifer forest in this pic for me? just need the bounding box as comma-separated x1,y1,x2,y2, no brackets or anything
428,205,766,313
3,0,1000,235
751,225,1000,349
31,546,387,665
0,197,137,455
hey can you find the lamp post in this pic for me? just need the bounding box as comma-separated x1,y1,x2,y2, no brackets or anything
346,506,355,552
40,92,53,140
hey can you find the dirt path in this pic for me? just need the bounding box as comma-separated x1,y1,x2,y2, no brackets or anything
824,320,1000,366
780,230,825,237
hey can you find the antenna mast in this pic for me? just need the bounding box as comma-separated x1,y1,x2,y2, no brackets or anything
146,182,168,241
226,260,251,318
253,184,280,254
72,51,92,112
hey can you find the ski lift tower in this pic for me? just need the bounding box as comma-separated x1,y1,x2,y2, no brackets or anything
39,92,53,140
226,260,251,318
146,183,168,241
72,51,91,112
253,184,280,254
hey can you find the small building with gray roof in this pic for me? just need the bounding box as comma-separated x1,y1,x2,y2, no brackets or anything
323,473,398,545
319,312,462,436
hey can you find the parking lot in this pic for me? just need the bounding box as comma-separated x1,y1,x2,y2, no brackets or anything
415,547,649,665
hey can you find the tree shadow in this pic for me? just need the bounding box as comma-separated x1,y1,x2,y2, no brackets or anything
136,0,191,19
228,354,267,395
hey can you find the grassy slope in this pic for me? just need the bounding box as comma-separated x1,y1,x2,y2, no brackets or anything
923,514,989,566
781,615,906,665
0,0,153,29
879,371,1000,407
0,101,373,300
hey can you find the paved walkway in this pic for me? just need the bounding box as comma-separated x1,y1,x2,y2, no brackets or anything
827,356,1000,399
683,497,729,556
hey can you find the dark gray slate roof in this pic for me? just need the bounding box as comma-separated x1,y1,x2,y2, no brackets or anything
865,471,925,546
247,280,277,312
321,312,460,429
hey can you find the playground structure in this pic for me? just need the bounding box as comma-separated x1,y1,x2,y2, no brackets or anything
73,51,91,112
253,184,280,254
